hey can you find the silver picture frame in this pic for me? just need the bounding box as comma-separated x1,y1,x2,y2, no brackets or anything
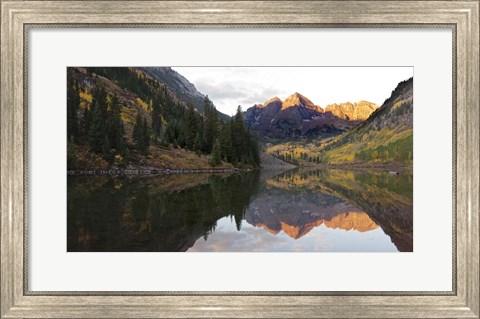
1,1,478,318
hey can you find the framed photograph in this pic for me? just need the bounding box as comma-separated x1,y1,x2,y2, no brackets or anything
1,1,478,318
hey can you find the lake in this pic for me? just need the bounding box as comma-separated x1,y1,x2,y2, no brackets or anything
67,168,413,252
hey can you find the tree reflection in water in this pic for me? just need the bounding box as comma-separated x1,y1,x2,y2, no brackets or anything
67,168,412,252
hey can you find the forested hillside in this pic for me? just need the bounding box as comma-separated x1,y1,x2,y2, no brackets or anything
67,67,260,170
138,67,230,121
319,77,413,164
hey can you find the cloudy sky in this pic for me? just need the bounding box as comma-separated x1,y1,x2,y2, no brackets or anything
173,67,413,116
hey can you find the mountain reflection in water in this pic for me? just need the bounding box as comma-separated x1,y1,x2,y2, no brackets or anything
67,168,413,252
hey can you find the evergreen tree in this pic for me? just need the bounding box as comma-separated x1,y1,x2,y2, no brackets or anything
164,122,175,145
67,70,80,142
185,106,198,150
133,112,150,155
102,135,112,161
133,112,144,152
142,117,150,153
194,131,202,156
203,96,218,153
82,105,92,142
67,136,76,169
219,123,234,163
232,106,248,163
151,95,163,143
107,93,126,155
88,100,107,153
248,133,261,167
209,137,222,167
92,86,108,118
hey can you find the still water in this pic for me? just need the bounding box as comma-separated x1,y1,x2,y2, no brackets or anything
67,168,413,252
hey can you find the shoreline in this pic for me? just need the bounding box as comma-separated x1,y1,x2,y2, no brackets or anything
68,162,412,176
299,163,413,171
67,167,257,176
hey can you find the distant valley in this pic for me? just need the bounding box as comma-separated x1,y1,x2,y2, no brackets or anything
247,78,413,166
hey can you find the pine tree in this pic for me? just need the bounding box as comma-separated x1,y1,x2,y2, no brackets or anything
232,106,248,164
102,135,112,161
164,122,175,145
133,112,150,155
88,100,107,153
151,95,163,143
67,69,80,143
194,131,202,156
67,136,76,169
248,133,261,167
93,86,108,118
82,105,92,142
209,137,222,167
107,93,126,155
203,96,218,153
142,117,150,154
185,106,198,150
219,123,234,163
133,112,145,153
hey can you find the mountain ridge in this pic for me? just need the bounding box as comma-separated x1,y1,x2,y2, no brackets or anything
281,92,323,112
137,67,230,120
244,93,378,140
325,101,379,121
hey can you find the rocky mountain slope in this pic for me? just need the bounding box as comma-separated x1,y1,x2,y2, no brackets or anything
244,92,378,140
320,77,413,164
137,67,229,120
325,101,379,121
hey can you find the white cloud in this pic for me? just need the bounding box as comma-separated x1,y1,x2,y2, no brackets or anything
173,67,413,116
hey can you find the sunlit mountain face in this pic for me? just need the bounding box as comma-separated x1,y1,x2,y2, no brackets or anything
237,168,412,250
248,211,379,240
68,168,412,252
243,93,379,140
244,180,379,240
